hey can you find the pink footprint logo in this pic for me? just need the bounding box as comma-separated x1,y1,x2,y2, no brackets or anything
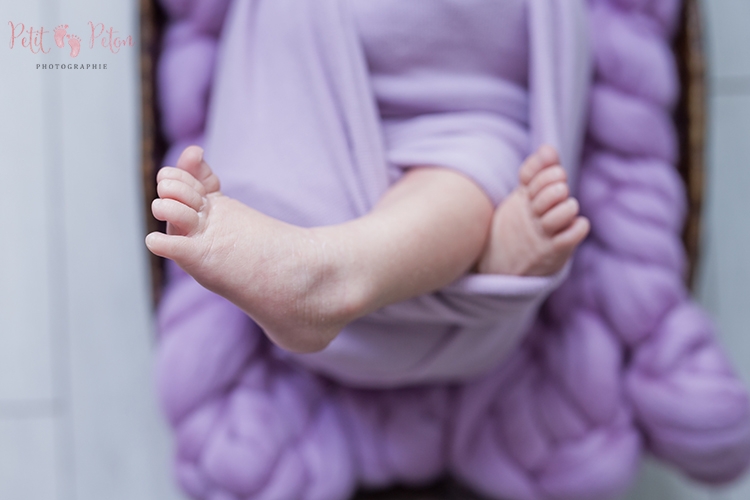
67,34,81,58
53,24,68,48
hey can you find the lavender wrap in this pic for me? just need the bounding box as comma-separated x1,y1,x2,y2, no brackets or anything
155,0,750,499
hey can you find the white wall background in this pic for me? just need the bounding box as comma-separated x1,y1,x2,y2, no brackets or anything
0,0,747,499
0,0,181,499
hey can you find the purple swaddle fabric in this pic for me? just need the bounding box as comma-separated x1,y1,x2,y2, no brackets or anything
154,0,750,499
196,0,574,388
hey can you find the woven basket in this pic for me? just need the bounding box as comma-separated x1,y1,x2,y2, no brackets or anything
138,1,706,493
674,0,706,288
139,0,166,305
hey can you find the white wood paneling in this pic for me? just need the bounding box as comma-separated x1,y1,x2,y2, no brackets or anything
699,94,750,382
55,0,182,498
0,417,60,500
0,0,57,404
0,0,182,497
703,0,750,80
621,460,715,500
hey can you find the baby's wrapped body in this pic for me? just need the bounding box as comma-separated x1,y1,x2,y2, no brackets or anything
194,0,570,386
354,0,530,206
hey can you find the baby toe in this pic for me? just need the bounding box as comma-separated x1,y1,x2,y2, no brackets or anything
145,232,195,263
552,216,590,251
527,165,567,199
157,178,204,212
519,144,560,185
540,197,580,235
519,152,544,186
151,198,200,236
176,146,221,194
157,166,207,197
531,181,569,216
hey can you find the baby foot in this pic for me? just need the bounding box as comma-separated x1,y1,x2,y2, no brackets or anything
67,35,81,58
477,145,590,276
53,25,68,48
146,146,362,353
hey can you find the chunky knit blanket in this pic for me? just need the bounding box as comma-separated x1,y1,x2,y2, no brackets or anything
155,0,750,498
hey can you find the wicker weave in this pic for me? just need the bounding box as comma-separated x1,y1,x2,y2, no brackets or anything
139,0,166,305
674,0,706,288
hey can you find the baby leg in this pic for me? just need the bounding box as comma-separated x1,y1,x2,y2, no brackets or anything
147,145,494,353
477,145,590,276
